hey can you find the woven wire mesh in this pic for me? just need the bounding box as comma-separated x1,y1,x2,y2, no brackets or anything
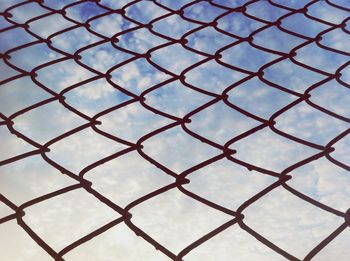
0,0,349,260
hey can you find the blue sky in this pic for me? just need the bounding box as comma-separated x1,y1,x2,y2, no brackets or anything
0,0,349,260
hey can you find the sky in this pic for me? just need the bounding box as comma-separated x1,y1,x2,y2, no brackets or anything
0,0,349,260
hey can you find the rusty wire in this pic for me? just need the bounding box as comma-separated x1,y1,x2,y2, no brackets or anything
0,0,349,260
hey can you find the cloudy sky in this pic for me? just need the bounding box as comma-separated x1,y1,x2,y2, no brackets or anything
0,0,349,260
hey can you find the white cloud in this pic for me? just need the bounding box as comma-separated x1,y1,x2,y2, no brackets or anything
230,127,318,173
0,27,36,53
243,187,343,259
0,220,52,261
47,127,127,174
227,77,295,119
280,13,330,38
150,43,204,75
0,155,76,205
184,59,248,93
117,28,168,54
23,189,119,251
185,26,236,55
12,101,86,144
253,26,306,53
142,126,220,173
89,13,135,38
309,79,350,118
315,229,350,261
0,59,20,82
110,58,170,95
220,42,279,72
85,151,174,207
130,188,231,254
64,223,169,261
245,1,289,22
331,133,350,167
183,1,226,23
36,59,95,93
51,27,102,54
0,125,34,162
295,42,348,74
185,158,276,210
8,43,63,72
275,102,349,145
79,42,132,73
288,157,350,212
306,1,349,24
186,224,283,261
263,58,326,93
65,78,130,116
7,2,48,23
28,13,75,39
144,80,211,117
152,14,199,40
188,100,258,145
97,101,172,142
125,1,168,24
217,12,266,38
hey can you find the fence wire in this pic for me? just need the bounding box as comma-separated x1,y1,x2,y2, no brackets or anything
0,0,349,260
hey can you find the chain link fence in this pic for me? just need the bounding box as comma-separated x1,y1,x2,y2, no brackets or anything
0,0,349,260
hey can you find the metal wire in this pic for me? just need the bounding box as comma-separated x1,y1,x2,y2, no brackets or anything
0,0,349,260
